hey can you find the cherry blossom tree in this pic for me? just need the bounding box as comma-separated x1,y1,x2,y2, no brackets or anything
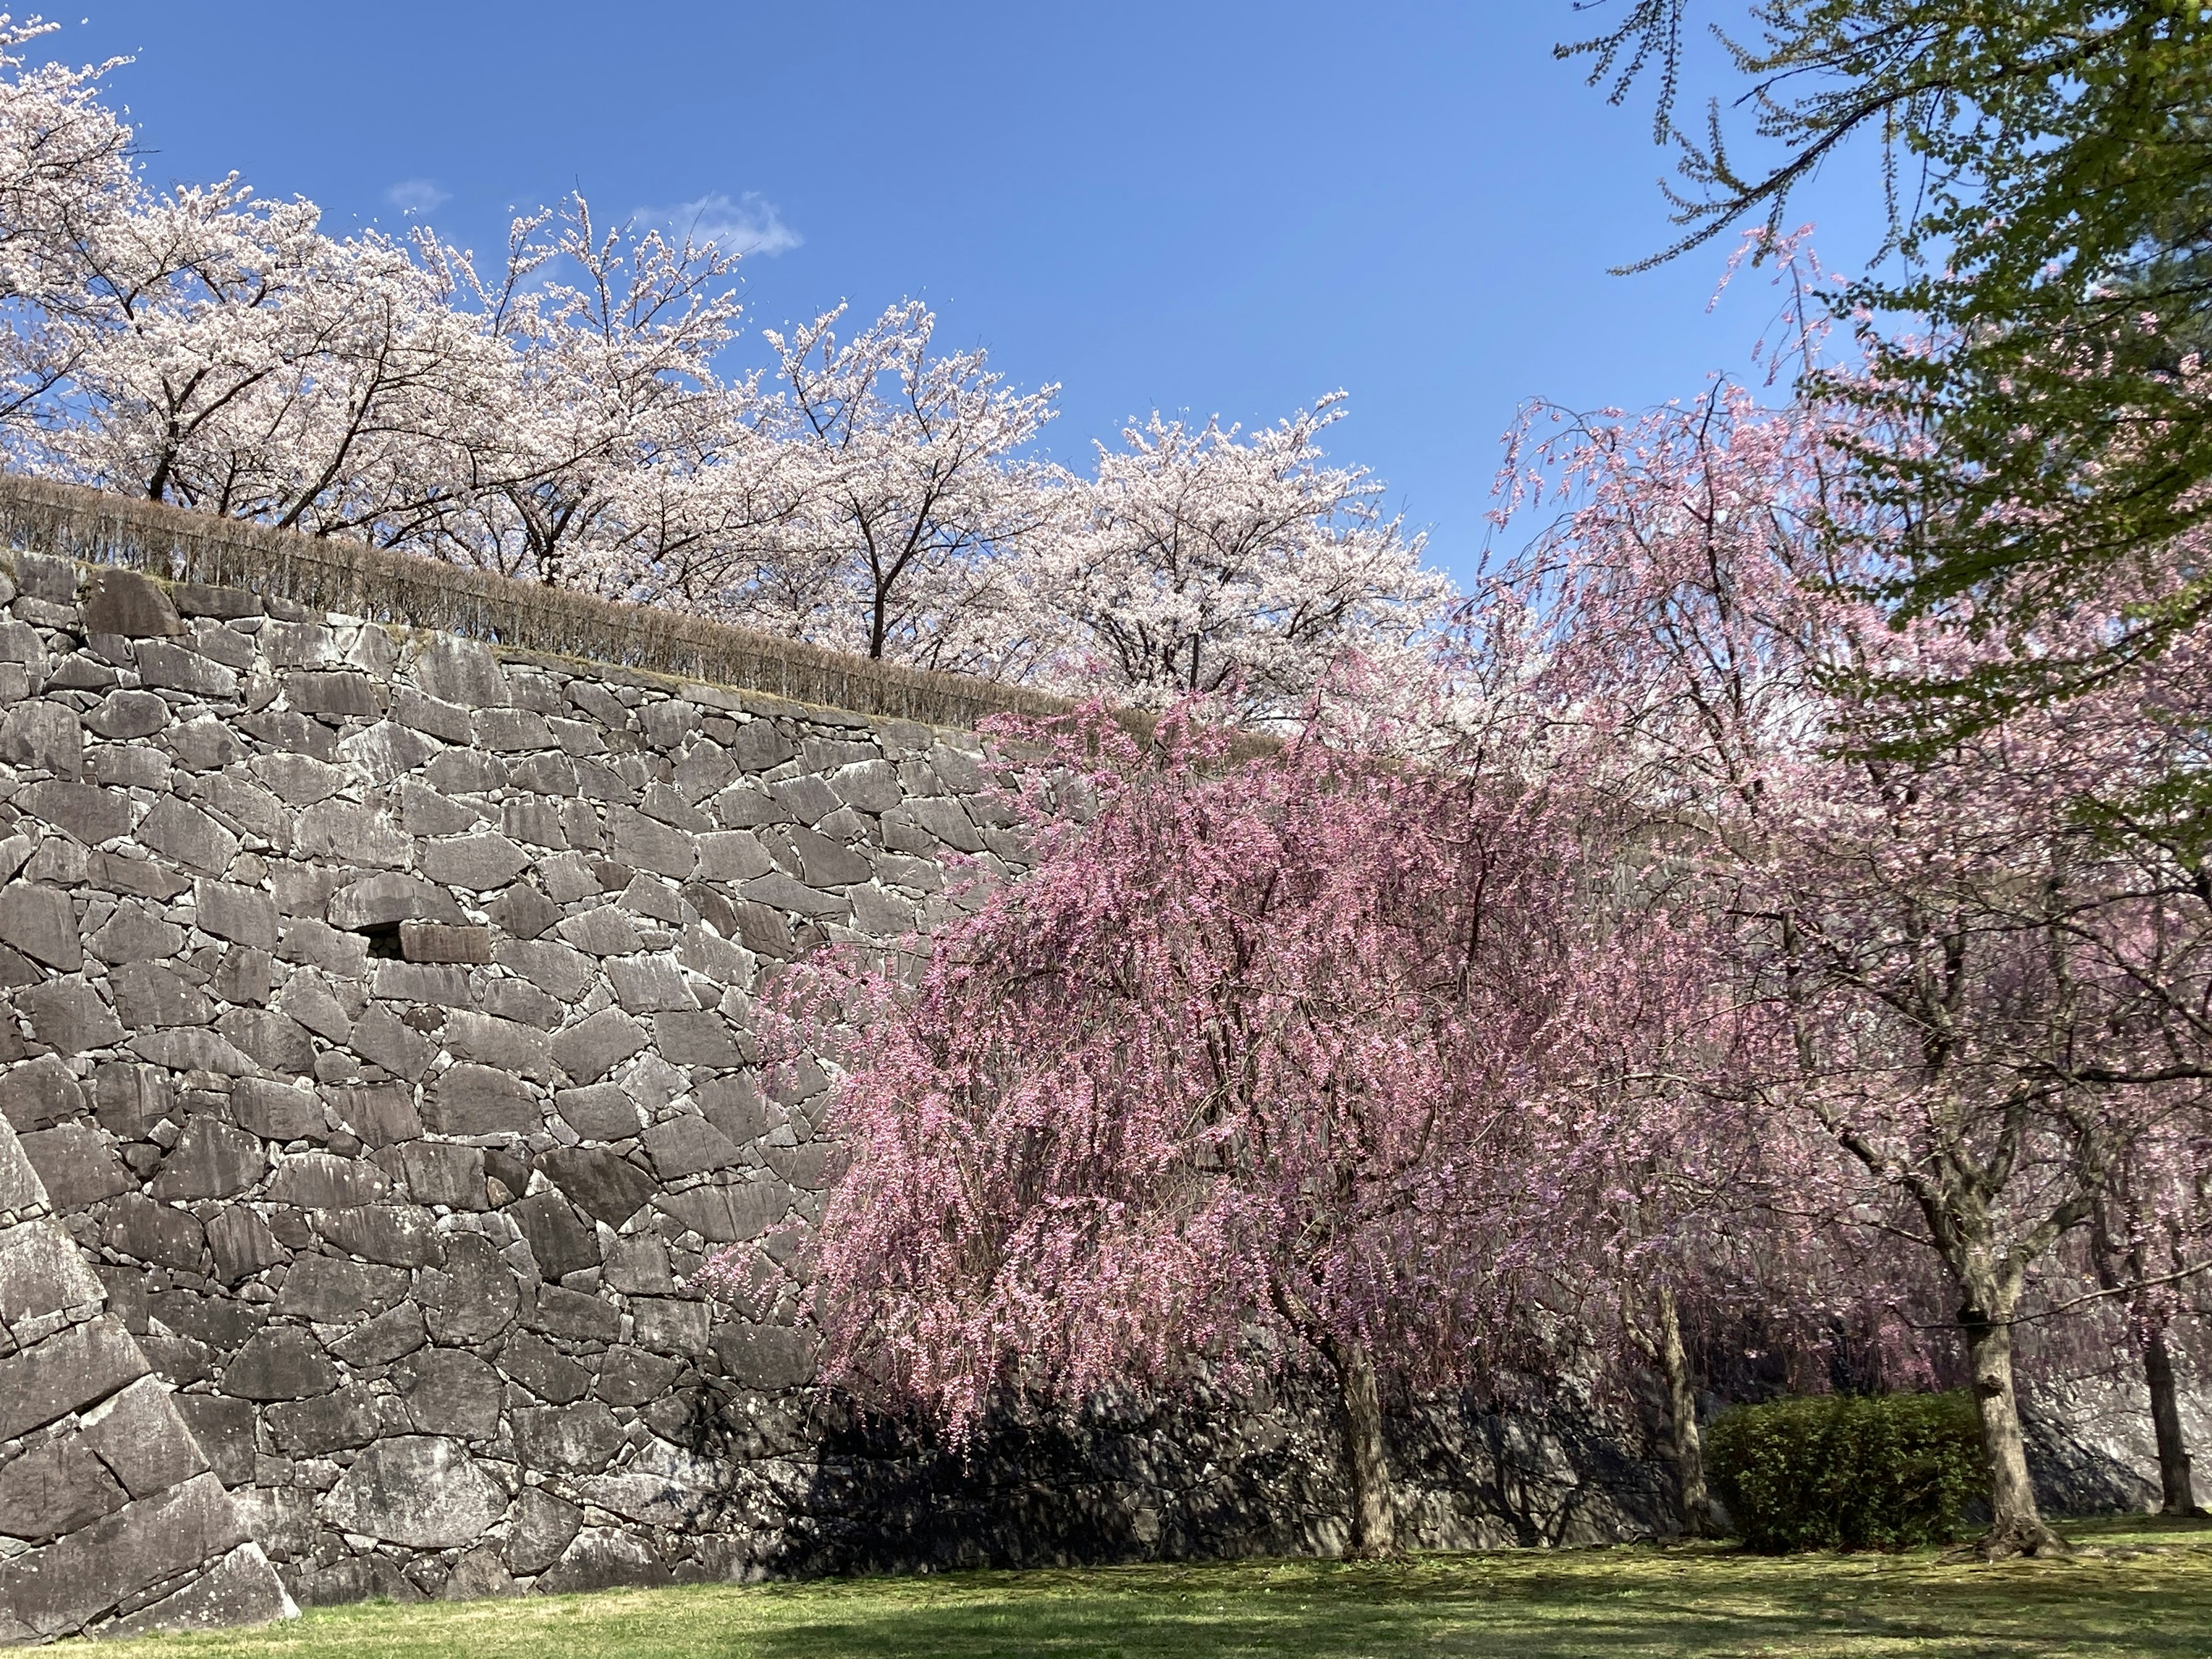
752,300,1063,674
0,14,135,430
36,185,503,541
428,196,801,596
711,690,1668,1556
1034,396,1455,724
1487,375,2212,1557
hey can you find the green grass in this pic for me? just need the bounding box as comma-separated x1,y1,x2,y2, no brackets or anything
106,1516,2212,1659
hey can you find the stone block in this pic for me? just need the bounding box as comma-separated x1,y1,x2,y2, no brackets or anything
194,879,279,951
712,1321,817,1389
252,751,345,806
277,1254,410,1322
89,1064,169,1142
0,701,82,778
309,1205,444,1272
642,1117,743,1181
653,1179,789,1244
0,1431,127,1543
502,1487,580,1575
534,1528,669,1594
221,1327,337,1400
390,1346,503,1438
500,1331,591,1405
320,1435,509,1548
267,1384,382,1456
420,832,531,892
511,1402,623,1475
508,1191,599,1281
553,1084,642,1142
495,938,596,1002
0,1054,86,1131
78,1373,211,1498
398,921,492,964
273,972,353,1044
473,707,555,751
347,1006,434,1083
80,567,184,638
17,977,126,1055
419,1233,518,1345
696,829,774,882
106,1540,295,1641
0,1471,247,1641
232,1078,323,1142
423,1064,538,1137
442,1010,554,1080
610,808,696,881
527,1282,622,1344
365,960,472,1009
129,1027,255,1077
89,903,187,964
284,669,381,717
595,1344,681,1408
214,1007,316,1075
651,1010,740,1068
605,953,691,1013
336,719,439,786
388,1141,484,1210
442,1546,522,1601
628,1296,711,1358
21,1121,134,1205
151,1118,264,1200
0,1221,106,1325
410,637,509,707
600,1234,674,1295
738,872,851,920
112,960,213,1028
205,1206,286,1283
555,905,643,958
138,797,238,877
327,1081,422,1149
329,1298,426,1366
536,1146,657,1229
0,1316,149,1440
101,1193,206,1270
166,714,247,771
267,1151,388,1210
13,779,131,846
296,798,411,865
328,872,467,930
783,825,872,887
549,1006,648,1086
169,1393,255,1487
486,882,560,941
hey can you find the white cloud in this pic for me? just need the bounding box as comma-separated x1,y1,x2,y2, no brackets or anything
384,179,451,215
650,191,802,257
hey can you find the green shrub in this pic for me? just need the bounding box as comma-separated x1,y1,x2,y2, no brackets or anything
1705,1391,1988,1552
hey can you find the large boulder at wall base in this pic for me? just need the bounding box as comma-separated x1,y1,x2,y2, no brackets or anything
319,1436,509,1549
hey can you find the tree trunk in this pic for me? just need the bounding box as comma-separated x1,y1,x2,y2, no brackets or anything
1653,1285,1715,1539
1959,1301,2067,1558
2145,1327,2203,1517
1321,1332,1396,1557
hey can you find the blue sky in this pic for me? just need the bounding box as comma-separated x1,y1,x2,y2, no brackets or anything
57,3,1887,586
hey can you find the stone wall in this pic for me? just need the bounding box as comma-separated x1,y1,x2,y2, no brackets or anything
0,547,1685,1623
0,544,2180,1636
0,1111,293,1641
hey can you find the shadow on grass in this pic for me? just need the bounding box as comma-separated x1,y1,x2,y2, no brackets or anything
128,1521,2212,1659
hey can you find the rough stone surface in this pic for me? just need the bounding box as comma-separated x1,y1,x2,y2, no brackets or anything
0,1112,290,1642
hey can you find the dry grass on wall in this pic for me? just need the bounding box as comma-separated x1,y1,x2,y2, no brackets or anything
0,474,1074,734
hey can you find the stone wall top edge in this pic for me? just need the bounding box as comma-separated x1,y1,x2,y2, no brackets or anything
0,475,1106,740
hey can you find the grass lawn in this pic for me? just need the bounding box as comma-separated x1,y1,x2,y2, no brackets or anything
104,1516,2212,1659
